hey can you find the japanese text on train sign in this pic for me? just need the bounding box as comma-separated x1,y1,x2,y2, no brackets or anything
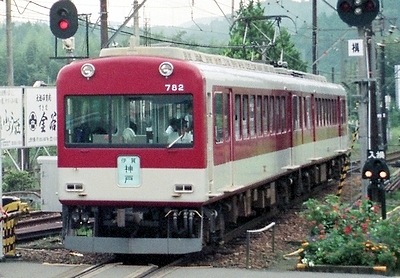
117,156,141,187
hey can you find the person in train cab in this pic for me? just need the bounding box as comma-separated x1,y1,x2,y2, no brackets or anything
184,105,193,132
165,118,180,143
129,120,138,134
74,122,92,143
180,118,193,143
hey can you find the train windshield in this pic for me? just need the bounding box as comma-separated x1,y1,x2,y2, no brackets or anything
65,94,193,148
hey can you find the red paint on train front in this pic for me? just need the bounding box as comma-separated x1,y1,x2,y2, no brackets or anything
57,56,207,169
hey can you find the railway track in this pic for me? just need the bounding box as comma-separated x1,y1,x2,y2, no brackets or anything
16,211,62,241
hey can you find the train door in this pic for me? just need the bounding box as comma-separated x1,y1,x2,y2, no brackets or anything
213,90,233,190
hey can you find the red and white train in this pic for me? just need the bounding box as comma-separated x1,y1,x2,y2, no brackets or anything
56,44,348,254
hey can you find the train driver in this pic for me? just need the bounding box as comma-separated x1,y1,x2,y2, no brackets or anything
165,118,180,143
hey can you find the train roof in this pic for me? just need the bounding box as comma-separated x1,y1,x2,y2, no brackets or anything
99,44,328,84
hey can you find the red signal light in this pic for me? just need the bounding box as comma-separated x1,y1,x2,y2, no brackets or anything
50,0,78,39
58,19,70,30
364,0,376,12
339,1,352,13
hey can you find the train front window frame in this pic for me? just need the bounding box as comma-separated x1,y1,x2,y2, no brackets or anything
64,94,194,148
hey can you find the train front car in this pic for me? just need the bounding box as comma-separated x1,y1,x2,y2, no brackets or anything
57,45,348,255
57,48,207,254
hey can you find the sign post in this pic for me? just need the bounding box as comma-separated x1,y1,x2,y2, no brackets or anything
0,124,3,261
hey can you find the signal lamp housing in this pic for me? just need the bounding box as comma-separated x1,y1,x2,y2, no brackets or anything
361,158,390,181
337,0,380,27
50,0,78,39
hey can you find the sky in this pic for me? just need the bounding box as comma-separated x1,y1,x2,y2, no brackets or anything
5,0,238,27
3,0,306,28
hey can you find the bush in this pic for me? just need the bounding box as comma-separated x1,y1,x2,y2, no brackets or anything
3,170,37,192
300,195,398,270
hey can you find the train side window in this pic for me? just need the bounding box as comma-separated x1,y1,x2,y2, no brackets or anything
242,95,249,138
305,97,311,129
269,96,274,133
281,96,286,132
275,97,280,132
256,95,262,136
249,95,256,137
215,92,223,143
234,95,241,140
341,99,346,124
293,96,299,130
223,93,230,141
300,97,305,129
263,96,269,134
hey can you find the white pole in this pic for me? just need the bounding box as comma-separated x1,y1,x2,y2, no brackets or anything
0,124,3,260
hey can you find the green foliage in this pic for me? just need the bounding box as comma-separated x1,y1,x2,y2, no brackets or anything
0,22,103,86
300,195,399,270
3,170,37,192
224,0,307,71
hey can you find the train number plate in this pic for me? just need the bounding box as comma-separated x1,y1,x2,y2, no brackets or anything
117,156,141,187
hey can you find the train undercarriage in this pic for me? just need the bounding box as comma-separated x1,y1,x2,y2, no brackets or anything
62,154,346,254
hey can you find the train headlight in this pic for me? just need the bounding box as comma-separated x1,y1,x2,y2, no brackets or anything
81,211,90,223
159,62,174,77
71,208,80,223
81,63,95,79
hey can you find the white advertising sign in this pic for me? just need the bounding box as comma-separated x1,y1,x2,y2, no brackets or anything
25,87,57,147
0,88,23,148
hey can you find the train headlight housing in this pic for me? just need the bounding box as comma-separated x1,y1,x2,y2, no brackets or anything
81,63,95,79
159,62,174,77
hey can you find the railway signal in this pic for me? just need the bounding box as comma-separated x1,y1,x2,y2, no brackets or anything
337,0,380,27
361,158,390,182
362,157,389,219
49,0,78,39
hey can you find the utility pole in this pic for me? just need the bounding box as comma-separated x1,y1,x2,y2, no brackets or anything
100,0,108,48
133,0,140,46
105,0,147,48
6,0,13,86
312,0,317,74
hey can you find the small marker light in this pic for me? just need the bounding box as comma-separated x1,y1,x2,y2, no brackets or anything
159,62,174,77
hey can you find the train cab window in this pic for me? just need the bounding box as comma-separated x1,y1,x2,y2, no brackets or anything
65,95,194,148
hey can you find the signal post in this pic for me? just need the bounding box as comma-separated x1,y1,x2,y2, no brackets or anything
336,0,382,197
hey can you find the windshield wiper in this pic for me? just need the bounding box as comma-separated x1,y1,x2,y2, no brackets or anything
167,134,184,149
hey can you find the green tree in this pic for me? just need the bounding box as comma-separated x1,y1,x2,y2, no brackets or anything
225,0,307,71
